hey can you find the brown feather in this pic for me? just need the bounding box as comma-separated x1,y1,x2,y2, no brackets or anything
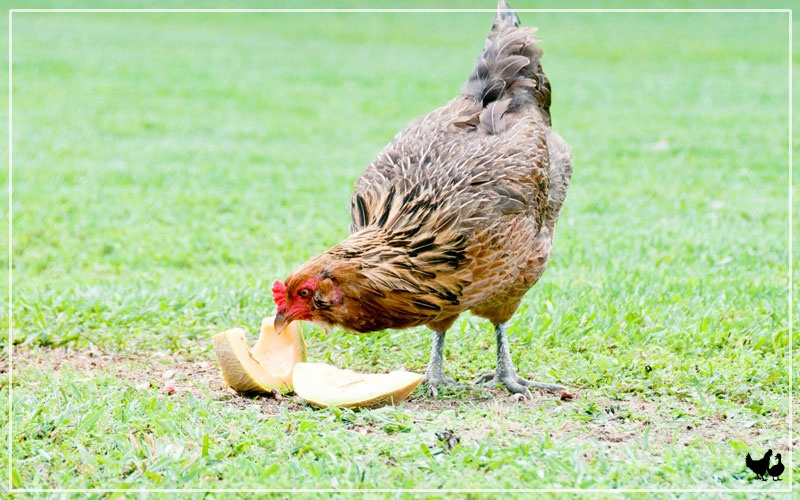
477,98,512,135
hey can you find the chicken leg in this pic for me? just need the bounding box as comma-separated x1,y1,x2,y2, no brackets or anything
422,330,465,396
476,323,564,399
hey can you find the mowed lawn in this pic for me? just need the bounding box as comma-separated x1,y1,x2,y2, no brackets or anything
2,2,794,493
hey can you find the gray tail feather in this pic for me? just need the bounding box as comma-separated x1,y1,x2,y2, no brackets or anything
463,0,552,125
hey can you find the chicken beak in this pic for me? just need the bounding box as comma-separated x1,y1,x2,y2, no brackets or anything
273,312,289,335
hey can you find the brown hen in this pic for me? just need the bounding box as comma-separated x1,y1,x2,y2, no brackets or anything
272,0,572,399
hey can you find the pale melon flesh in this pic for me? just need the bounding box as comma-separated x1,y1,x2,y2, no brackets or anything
292,362,423,409
213,317,306,394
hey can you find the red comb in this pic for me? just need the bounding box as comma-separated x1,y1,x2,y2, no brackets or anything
272,280,287,309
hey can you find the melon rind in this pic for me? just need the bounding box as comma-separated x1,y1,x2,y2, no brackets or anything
213,319,305,395
292,362,423,409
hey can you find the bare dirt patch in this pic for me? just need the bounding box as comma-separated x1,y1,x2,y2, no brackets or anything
10,344,305,415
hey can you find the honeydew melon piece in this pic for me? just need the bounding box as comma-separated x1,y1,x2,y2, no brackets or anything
213,317,306,394
292,362,422,409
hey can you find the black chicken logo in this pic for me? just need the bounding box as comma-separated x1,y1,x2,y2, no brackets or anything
745,449,784,481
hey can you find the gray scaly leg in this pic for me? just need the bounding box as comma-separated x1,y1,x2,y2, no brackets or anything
422,330,464,397
476,323,564,399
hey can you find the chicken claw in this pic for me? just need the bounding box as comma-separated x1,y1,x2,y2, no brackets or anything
475,371,564,399
476,323,565,400
422,371,466,398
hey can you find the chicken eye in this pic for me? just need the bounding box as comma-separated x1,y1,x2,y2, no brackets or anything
298,289,310,298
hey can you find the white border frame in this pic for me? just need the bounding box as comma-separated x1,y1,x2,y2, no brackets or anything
5,7,793,495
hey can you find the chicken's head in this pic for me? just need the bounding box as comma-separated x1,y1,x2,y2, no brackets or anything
272,269,342,334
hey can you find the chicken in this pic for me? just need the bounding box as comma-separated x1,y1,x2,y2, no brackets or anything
768,453,784,481
272,0,572,399
745,449,772,481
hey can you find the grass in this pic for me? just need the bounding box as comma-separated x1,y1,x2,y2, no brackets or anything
2,0,795,494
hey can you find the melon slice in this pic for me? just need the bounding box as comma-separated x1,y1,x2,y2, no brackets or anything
292,362,423,409
213,317,306,394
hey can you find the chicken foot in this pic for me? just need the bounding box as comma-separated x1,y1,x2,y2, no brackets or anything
476,323,564,399
422,330,466,397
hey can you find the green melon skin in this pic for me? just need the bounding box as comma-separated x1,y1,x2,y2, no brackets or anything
212,321,305,395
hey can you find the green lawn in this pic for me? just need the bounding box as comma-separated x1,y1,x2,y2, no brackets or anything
2,1,795,494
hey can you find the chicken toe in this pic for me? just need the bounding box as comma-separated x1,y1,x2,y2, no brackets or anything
476,371,533,399
422,371,465,397
476,371,563,398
